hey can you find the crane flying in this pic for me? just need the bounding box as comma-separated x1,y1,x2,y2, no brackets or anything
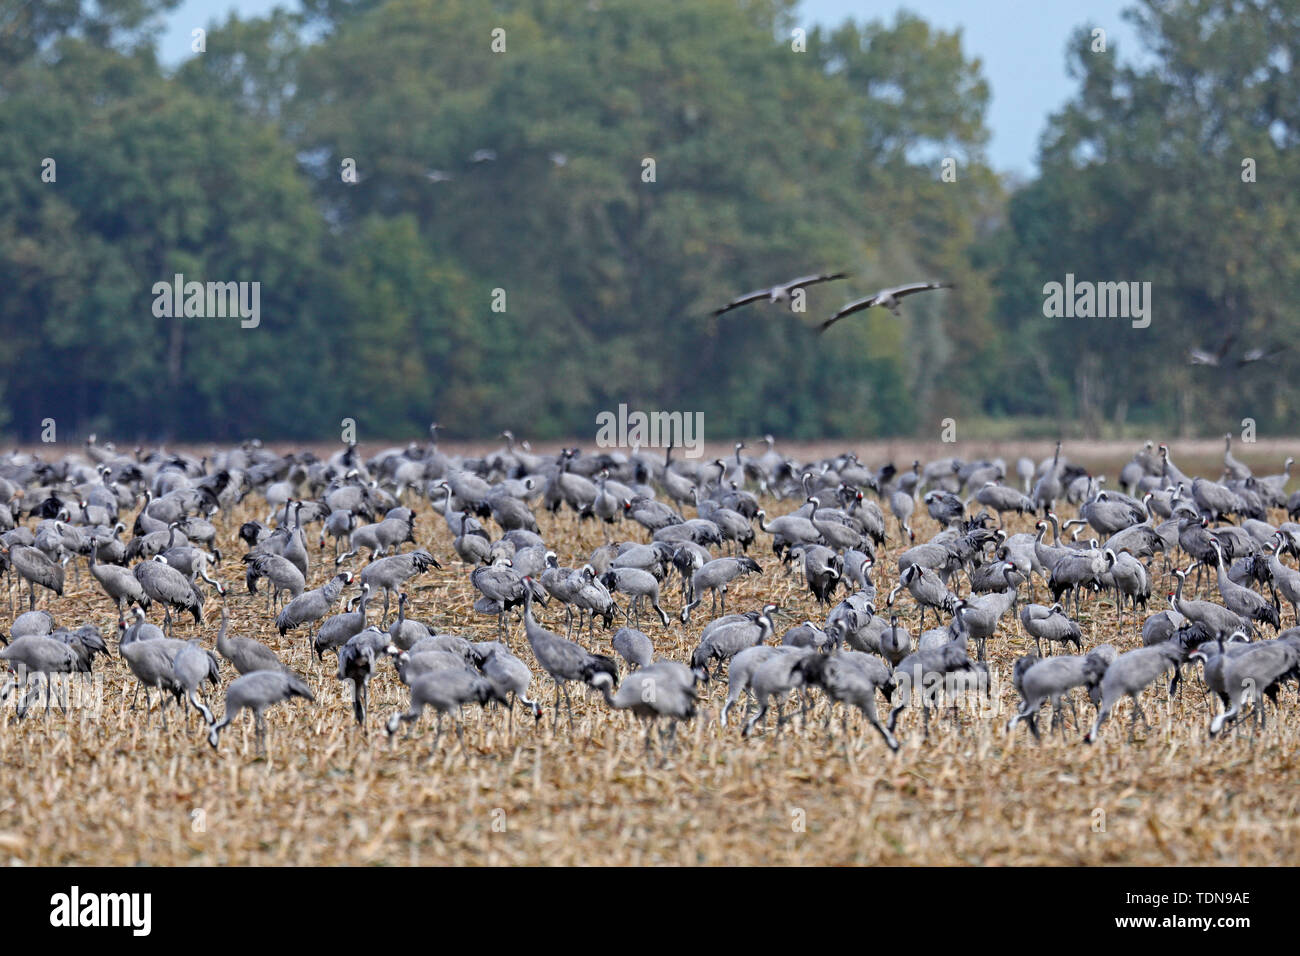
711,272,848,317
819,281,954,333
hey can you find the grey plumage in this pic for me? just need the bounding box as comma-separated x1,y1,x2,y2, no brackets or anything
592,660,697,750
795,650,898,751
1019,603,1082,656
521,589,618,731
313,583,372,660
384,667,494,752
215,605,288,675
207,669,315,754
133,555,203,631
171,639,221,724
1084,643,1185,743
612,627,654,671
359,548,440,622
689,603,778,682
275,571,354,636
6,544,65,609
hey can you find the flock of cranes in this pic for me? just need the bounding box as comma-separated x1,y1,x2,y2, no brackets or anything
1,430,1299,760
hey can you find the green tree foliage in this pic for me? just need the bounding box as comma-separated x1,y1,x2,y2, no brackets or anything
992,0,1300,438
20,0,1296,443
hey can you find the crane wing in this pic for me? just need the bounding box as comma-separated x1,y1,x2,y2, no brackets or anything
711,289,772,316
782,271,849,292
818,295,879,333
884,281,955,300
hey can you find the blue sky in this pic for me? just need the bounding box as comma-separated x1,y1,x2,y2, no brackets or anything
159,0,1142,175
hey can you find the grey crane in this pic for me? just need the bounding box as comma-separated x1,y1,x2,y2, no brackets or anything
243,551,305,612
1208,641,1300,736
781,620,835,652
1191,477,1240,523
453,529,492,566
1221,433,1252,482
121,605,166,649
133,555,203,633
1084,642,1185,743
819,281,953,331
215,605,287,675
680,555,762,621
1208,541,1279,630
704,506,754,553
521,588,618,731
388,592,429,650
119,638,184,729
622,496,683,534
160,540,224,594
87,538,149,613
806,496,863,551
950,566,1019,662
794,651,898,751
411,632,475,662
1031,442,1064,515
360,548,440,623
9,609,56,641
599,567,671,628
335,509,416,564
721,645,797,726
689,603,779,683
923,490,964,527
1101,550,1150,625
887,564,957,629
5,544,65,610
320,508,356,559
1079,491,1145,537
1019,603,1082,656
1101,522,1167,563
207,669,315,754
338,625,394,727
1171,568,1252,641
171,639,220,724
313,583,371,660
1005,653,1093,740
1186,631,1252,713
973,482,1036,523
887,635,984,738
880,614,913,667
471,559,537,635
1047,547,1111,617
612,627,654,671
0,635,78,717
592,660,697,750
794,543,843,606
1265,537,1300,621
389,646,473,683
713,271,848,317
275,570,354,637
742,647,817,737
478,645,543,733
889,489,917,544
568,565,618,633
755,507,821,562
384,667,494,753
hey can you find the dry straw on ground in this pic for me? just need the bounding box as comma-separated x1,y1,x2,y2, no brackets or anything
1,441,1297,866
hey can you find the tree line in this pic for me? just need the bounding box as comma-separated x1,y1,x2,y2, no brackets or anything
1,0,1296,443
